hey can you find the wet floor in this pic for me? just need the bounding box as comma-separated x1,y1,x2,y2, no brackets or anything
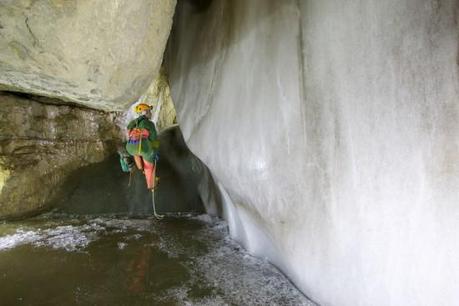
0,214,315,305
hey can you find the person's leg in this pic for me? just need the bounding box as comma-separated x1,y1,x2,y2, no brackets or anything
143,159,155,189
133,155,144,170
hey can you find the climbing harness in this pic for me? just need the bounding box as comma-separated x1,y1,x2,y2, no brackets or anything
127,126,150,155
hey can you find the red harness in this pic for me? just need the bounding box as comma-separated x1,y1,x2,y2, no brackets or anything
128,128,150,144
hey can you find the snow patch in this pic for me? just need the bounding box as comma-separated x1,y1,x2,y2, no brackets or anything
117,242,127,250
0,230,41,250
0,223,105,252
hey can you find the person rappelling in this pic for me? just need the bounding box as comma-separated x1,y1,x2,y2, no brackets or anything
117,102,163,219
125,103,160,191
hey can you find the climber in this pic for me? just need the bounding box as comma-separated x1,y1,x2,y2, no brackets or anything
125,103,160,190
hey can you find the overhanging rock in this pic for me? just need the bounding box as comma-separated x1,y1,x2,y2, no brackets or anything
0,0,176,111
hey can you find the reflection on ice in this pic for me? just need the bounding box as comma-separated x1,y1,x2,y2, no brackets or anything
0,215,315,305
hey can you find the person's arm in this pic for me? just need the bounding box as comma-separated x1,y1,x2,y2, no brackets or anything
145,120,157,141
127,119,136,130
126,119,137,140
151,122,158,140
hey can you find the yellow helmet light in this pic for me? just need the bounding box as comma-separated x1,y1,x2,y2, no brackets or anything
134,103,152,114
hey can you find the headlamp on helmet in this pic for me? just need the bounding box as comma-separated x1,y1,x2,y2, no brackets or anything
134,103,152,114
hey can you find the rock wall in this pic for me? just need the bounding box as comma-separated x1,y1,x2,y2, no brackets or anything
0,92,121,219
0,0,180,219
0,0,176,111
135,69,177,132
165,0,459,305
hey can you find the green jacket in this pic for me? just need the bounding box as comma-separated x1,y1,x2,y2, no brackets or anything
125,116,159,162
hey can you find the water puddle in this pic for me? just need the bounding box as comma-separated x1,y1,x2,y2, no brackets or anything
0,214,315,305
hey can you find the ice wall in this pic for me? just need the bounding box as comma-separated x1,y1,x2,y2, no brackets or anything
165,0,459,305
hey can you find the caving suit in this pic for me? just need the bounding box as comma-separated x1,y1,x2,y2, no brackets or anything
125,115,159,189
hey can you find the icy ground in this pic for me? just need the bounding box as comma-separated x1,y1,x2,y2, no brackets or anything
0,214,315,305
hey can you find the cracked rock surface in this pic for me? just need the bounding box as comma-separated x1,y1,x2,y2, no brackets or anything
0,0,176,111
0,93,121,219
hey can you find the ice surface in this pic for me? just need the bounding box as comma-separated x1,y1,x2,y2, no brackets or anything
152,215,314,305
0,216,315,305
0,230,41,250
0,223,104,252
117,242,127,250
165,1,459,305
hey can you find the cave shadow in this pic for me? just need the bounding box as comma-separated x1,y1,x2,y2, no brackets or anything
52,126,216,217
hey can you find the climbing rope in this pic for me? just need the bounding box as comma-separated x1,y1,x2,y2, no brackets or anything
151,160,164,220
128,170,133,187
137,133,142,155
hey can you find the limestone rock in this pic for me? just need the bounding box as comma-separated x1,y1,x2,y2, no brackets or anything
137,69,177,132
0,0,176,111
0,92,122,219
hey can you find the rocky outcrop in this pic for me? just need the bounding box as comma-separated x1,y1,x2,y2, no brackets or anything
135,69,177,132
0,92,121,219
0,0,179,218
0,0,176,111
166,0,459,305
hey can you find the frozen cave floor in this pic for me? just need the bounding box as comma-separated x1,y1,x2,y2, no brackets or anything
0,213,315,305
